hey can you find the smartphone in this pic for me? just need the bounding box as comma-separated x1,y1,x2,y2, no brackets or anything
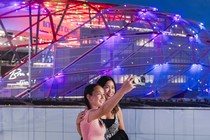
133,76,146,86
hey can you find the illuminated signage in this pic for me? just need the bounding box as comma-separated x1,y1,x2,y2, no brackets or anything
42,20,70,33
9,68,28,80
7,80,29,89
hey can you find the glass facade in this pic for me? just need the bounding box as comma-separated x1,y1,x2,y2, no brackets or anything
0,0,209,99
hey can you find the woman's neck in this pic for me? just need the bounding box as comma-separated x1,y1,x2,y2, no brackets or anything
90,105,100,109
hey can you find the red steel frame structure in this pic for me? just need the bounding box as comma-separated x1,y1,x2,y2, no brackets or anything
0,0,210,99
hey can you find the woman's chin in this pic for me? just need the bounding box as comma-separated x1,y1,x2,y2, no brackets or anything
106,96,111,100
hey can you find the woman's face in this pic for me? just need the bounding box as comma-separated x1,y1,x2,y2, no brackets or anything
89,85,105,108
103,80,115,100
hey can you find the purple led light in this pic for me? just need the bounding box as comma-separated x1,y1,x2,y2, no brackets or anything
56,72,64,77
44,77,49,81
152,7,158,11
141,9,147,12
13,3,18,6
189,36,194,42
173,14,181,22
116,33,121,36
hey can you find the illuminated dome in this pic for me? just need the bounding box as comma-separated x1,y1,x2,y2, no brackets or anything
0,0,209,99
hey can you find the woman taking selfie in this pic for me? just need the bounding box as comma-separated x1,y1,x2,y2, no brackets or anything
79,76,135,140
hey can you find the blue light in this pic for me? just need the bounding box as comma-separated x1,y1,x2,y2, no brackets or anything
153,63,169,73
113,66,122,74
187,87,192,91
199,22,205,30
146,90,154,95
205,89,209,92
152,7,158,11
190,64,202,73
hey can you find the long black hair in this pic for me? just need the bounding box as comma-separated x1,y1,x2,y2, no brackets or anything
97,76,119,114
84,84,99,109
97,76,116,92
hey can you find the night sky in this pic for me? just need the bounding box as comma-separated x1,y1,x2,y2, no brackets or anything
90,0,210,30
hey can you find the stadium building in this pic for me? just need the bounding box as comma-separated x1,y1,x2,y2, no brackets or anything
0,0,209,100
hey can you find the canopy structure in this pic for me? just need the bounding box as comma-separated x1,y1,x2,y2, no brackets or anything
0,0,210,99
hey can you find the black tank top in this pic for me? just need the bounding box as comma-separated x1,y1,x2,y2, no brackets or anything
102,115,120,139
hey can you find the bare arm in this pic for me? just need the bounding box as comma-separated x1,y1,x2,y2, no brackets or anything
117,107,125,130
88,76,135,122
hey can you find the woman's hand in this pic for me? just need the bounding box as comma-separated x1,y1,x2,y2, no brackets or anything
76,111,85,125
119,75,136,95
76,110,86,136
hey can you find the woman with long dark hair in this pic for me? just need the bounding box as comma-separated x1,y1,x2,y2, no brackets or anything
77,76,133,140
97,76,129,140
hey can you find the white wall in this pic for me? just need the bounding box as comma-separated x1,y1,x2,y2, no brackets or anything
0,106,210,140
